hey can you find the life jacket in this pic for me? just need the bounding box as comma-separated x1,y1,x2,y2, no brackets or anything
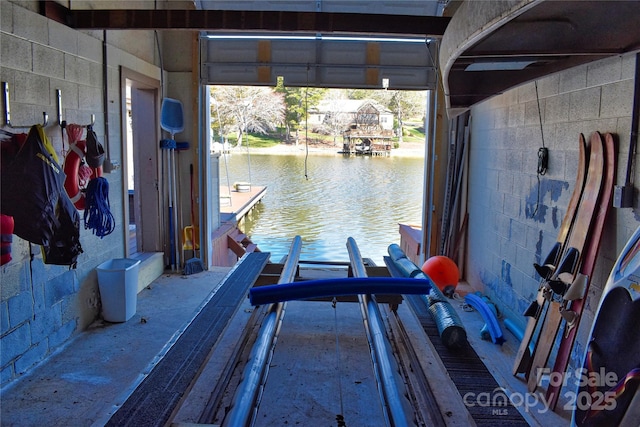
0,125,83,267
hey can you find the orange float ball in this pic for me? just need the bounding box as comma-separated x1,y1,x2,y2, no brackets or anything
421,256,459,295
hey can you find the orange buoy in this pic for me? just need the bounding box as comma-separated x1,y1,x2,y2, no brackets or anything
422,256,459,295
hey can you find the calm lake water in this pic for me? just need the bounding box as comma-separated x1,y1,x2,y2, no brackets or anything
220,151,425,265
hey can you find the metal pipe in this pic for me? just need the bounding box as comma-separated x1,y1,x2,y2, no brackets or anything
346,237,413,427
102,31,111,166
171,147,180,269
624,52,640,186
421,39,440,264
225,235,302,427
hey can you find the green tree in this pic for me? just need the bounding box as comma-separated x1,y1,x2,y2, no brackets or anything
345,88,369,100
276,80,325,144
386,90,426,142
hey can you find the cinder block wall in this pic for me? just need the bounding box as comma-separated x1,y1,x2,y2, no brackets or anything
0,2,159,386
466,51,639,375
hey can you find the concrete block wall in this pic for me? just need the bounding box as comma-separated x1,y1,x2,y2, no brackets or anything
466,51,639,380
0,2,160,386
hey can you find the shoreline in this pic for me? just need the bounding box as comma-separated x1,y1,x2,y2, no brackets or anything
216,141,426,158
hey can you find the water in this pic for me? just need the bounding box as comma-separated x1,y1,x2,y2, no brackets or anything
220,152,425,265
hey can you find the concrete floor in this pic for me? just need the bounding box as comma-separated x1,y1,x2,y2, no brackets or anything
254,300,386,426
0,266,572,426
0,268,232,426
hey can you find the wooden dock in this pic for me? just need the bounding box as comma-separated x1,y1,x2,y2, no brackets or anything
340,142,391,156
220,185,267,223
211,185,267,266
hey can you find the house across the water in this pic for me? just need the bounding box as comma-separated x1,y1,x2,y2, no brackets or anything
308,99,395,155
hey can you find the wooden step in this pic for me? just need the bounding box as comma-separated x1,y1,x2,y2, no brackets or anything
227,236,247,258
232,232,248,243
130,252,164,293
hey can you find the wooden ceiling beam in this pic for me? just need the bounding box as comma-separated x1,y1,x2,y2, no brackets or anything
41,7,450,37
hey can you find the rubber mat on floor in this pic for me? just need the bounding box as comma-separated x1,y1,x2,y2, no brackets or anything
106,252,270,427
405,293,530,426
383,256,529,426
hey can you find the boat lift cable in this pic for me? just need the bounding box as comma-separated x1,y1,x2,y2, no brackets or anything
304,63,310,180
224,236,302,427
346,237,414,427
246,134,253,190
213,96,232,206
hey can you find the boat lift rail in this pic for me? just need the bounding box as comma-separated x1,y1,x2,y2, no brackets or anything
225,236,416,426
225,235,302,427
346,237,414,427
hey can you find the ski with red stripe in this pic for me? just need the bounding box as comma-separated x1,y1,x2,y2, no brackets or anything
512,134,588,377
545,132,616,409
527,131,606,393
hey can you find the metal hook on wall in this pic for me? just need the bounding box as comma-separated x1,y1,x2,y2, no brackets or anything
56,89,95,129
85,114,96,129
2,82,48,128
57,89,63,127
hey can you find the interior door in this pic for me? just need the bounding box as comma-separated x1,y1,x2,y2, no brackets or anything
130,87,162,253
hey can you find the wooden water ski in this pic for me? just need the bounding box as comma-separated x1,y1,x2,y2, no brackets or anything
512,285,547,377
545,132,616,409
512,135,588,376
532,136,588,281
527,132,606,393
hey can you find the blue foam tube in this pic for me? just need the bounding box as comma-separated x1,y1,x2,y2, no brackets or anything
504,317,534,355
464,293,506,345
503,318,524,342
249,277,431,306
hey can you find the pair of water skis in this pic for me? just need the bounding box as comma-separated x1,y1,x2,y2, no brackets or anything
512,132,616,411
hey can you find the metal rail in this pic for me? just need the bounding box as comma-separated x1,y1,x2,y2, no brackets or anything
225,236,302,427
346,237,414,427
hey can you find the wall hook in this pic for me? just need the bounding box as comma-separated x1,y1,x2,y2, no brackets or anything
57,89,63,126
85,114,96,128
2,82,48,128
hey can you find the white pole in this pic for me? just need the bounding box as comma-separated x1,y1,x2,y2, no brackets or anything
421,88,437,265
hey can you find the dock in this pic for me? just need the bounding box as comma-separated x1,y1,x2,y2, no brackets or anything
340,142,392,156
211,185,267,266
220,184,267,223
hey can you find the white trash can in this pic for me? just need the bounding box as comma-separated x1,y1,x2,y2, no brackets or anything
96,258,141,322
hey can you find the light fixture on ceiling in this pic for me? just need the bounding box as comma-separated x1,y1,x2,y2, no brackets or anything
465,61,535,71
206,33,431,44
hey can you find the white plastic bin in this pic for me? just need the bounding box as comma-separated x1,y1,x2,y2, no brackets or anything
96,258,141,322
